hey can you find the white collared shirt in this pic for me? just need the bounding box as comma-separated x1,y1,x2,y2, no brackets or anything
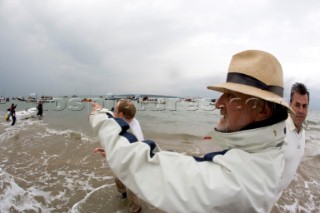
277,116,305,197
129,118,144,141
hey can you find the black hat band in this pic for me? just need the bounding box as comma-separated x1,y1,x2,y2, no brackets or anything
227,72,283,97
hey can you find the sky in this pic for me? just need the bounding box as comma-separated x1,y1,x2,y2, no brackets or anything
0,0,319,110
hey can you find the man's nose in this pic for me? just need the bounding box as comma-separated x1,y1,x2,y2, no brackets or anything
296,106,304,113
215,94,226,109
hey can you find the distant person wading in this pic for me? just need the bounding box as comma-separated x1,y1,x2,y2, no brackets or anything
7,103,17,126
37,102,43,117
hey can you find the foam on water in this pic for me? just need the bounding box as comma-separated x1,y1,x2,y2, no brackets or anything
44,127,93,143
0,114,115,212
0,169,52,213
71,184,114,213
0,106,319,212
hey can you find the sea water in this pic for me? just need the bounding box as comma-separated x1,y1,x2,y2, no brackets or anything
0,99,319,213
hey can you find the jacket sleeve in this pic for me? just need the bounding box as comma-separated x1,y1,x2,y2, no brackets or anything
89,109,274,213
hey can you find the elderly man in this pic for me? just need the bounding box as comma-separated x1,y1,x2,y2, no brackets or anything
89,50,291,212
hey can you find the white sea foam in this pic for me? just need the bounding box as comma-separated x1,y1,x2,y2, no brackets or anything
44,127,94,143
0,170,51,213
71,184,114,213
1,105,319,212
0,129,20,143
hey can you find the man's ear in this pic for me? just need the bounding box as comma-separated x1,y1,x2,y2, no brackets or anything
118,112,124,118
255,102,272,122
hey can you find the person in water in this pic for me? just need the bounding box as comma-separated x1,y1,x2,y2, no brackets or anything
7,103,17,126
93,99,144,213
8,103,17,126
89,50,291,212
37,101,43,117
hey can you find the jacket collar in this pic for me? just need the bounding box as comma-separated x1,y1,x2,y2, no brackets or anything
212,121,286,153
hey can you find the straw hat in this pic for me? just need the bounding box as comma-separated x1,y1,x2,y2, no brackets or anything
207,50,292,113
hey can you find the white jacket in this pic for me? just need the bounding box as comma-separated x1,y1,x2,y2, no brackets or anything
90,109,285,213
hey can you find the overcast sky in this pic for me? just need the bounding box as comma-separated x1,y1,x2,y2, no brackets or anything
0,0,319,109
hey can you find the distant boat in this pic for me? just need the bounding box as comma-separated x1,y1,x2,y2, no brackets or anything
184,98,197,102
0,97,6,104
39,96,56,103
17,95,37,102
141,96,166,104
16,107,38,119
17,96,26,101
105,93,115,100
6,107,38,120
40,95,53,100
27,97,37,102
81,98,93,102
27,93,37,102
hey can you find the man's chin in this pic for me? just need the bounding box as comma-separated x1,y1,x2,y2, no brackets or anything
216,124,228,132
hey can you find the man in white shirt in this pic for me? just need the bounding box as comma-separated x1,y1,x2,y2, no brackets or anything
277,82,309,199
93,99,143,213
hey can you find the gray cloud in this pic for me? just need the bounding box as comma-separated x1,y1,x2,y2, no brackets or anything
0,0,319,109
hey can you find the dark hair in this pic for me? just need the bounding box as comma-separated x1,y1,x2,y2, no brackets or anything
290,82,310,104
